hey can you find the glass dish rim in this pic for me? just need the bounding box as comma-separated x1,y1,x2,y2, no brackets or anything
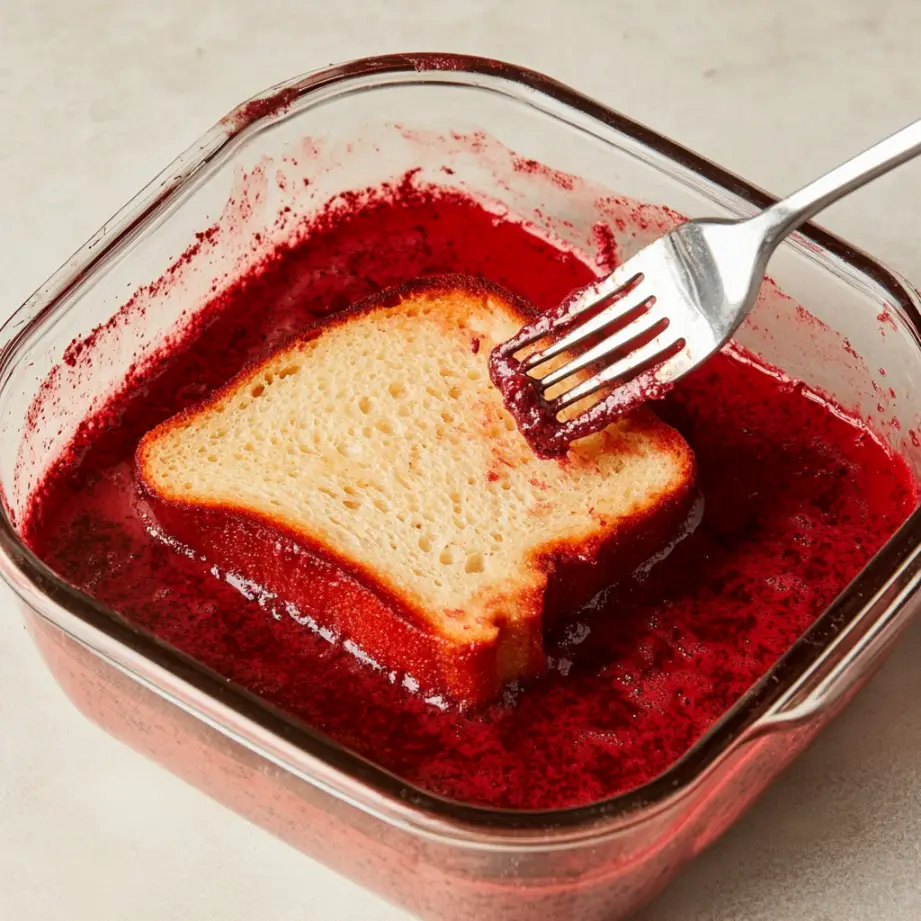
2,52,921,844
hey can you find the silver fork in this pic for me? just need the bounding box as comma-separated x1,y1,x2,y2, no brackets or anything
494,118,921,452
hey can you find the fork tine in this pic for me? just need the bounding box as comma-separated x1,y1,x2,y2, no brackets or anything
563,268,644,321
523,288,650,373
554,330,685,411
538,302,666,389
521,271,643,371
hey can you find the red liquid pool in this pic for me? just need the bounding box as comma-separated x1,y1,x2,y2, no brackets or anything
25,182,917,810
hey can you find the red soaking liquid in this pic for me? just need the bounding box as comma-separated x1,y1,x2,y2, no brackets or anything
26,186,917,810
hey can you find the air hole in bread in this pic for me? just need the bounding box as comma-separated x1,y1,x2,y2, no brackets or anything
465,553,484,574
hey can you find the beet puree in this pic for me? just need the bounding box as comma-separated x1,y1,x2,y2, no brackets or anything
25,184,917,810
489,277,678,458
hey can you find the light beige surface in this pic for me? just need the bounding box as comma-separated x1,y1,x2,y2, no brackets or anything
2,1,921,919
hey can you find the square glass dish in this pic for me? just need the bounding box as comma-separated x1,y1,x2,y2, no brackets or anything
3,54,921,921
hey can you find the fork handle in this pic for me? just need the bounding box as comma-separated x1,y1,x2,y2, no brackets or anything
754,118,921,245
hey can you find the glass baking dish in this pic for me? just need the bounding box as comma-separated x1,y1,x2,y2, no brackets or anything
2,54,921,921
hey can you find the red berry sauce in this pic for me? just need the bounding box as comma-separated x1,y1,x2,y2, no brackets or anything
489,276,679,458
24,183,917,810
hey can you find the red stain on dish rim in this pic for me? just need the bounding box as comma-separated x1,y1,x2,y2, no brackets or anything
228,86,301,127
20,171,919,811
511,157,576,191
595,196,685,237
406,53,487,73
878,308,898,335
795,302,828,328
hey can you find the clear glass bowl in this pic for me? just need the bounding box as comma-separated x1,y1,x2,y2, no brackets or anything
2,54,921,921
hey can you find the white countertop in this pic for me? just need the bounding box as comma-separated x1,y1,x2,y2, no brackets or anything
3,1,921,918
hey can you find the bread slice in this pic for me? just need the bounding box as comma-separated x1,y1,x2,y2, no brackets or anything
137,275,695,706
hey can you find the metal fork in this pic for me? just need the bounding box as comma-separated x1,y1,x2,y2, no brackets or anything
495,118,921,448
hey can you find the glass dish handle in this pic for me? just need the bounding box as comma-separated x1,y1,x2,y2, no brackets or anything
764,545,921,727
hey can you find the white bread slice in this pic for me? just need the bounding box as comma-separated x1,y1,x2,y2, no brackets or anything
137,276,695,706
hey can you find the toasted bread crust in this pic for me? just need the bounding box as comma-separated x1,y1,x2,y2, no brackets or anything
137,275,695,706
